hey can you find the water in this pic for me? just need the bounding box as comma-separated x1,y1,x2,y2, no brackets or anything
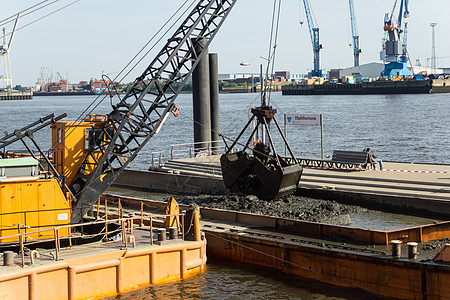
1,93,448,299
104,259,388,300
1,92,449,170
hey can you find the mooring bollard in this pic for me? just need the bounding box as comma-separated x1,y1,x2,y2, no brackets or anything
407,242,418,259
3,251,15,266
391,240,402,258
169,227,178,240
157,228,166,242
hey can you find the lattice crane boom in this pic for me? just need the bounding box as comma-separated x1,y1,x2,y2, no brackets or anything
348,0,361,67
71,0,238,222
301,0,323,77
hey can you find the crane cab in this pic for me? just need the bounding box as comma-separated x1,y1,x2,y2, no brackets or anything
51,114,110,190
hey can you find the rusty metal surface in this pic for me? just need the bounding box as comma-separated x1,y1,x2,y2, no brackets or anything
103,194,450,245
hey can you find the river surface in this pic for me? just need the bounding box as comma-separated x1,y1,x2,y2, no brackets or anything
1,93,449,299
1,92,449,169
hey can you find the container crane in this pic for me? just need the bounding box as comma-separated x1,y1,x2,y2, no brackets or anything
301,0,323,77
380,0,411,78
348,0,361,67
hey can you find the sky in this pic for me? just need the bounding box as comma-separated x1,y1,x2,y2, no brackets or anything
2,0,449,87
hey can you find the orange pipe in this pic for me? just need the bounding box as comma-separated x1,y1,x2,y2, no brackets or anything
74,259,120,274
28,272,37,300
150,252,156,284
194,210,201,242
68,267,76,300
30,250,40,265
116,258,124,294
181,248,187,279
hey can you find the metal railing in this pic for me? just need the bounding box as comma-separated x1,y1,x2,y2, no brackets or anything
149,140,225,169
170,140,223,160
0,201,185,267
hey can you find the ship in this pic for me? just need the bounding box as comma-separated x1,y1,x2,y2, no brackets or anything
282,78,450,95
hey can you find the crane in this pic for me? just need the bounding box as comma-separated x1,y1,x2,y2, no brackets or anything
0,12,20,90
380,0,411,78
301,0,323,77
69,0,238,222
348,0,361,67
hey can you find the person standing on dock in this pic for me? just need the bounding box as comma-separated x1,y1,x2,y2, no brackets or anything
364,148,383,170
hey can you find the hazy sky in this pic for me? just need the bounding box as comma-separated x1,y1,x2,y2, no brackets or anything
2,0,449,86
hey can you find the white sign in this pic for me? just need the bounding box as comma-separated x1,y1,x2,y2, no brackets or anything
57,213,68,221
285,114,321,126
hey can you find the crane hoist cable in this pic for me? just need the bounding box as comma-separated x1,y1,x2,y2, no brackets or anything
47,0,196,155
1,0,80,39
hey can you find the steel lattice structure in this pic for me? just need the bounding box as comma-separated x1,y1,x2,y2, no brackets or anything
72,0,237,222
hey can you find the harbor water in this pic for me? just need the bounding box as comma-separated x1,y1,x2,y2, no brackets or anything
1,92,449,168
1,93,449,299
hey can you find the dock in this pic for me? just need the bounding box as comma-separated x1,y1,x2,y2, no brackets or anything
0,91,33,100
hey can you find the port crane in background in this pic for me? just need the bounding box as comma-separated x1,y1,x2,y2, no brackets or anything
380,0,411,78
300,0,323,77
0,12,20,90
348,0,361,67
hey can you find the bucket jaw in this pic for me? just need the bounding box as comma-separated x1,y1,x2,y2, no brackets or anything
220,105,302,199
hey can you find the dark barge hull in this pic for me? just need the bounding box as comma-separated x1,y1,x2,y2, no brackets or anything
282,79,450,95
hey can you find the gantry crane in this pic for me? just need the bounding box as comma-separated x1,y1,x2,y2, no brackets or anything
348,0,361,67
301,0,323,77
0,12,20,90
380,0,411,78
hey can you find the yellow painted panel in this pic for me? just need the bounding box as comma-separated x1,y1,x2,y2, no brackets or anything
0,179,70,243
156,251,181,282
76,268,117,300
0,184,18,241
186,248,201,262
37,269,68,300
0,277,28,300
123,255,150,289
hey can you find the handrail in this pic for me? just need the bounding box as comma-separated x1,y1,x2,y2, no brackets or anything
0,211,185,267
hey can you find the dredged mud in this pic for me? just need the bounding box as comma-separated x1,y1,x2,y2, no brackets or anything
178,194,368,225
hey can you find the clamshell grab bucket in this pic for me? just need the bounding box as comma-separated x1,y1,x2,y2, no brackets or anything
254,156,302,199
220,151,252,188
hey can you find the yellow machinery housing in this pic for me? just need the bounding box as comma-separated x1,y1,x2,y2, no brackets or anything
0,114,109,244
0,158,70,243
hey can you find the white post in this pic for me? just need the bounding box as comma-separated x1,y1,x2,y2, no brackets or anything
320,114,324,159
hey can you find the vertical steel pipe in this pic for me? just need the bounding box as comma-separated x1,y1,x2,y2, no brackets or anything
209,53,220,153
191,37,211,152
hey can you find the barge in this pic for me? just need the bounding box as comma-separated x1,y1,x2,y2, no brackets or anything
101,193,450,300
282,79,450,95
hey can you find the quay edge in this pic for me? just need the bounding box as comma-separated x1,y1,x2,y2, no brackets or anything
0,91,33,100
